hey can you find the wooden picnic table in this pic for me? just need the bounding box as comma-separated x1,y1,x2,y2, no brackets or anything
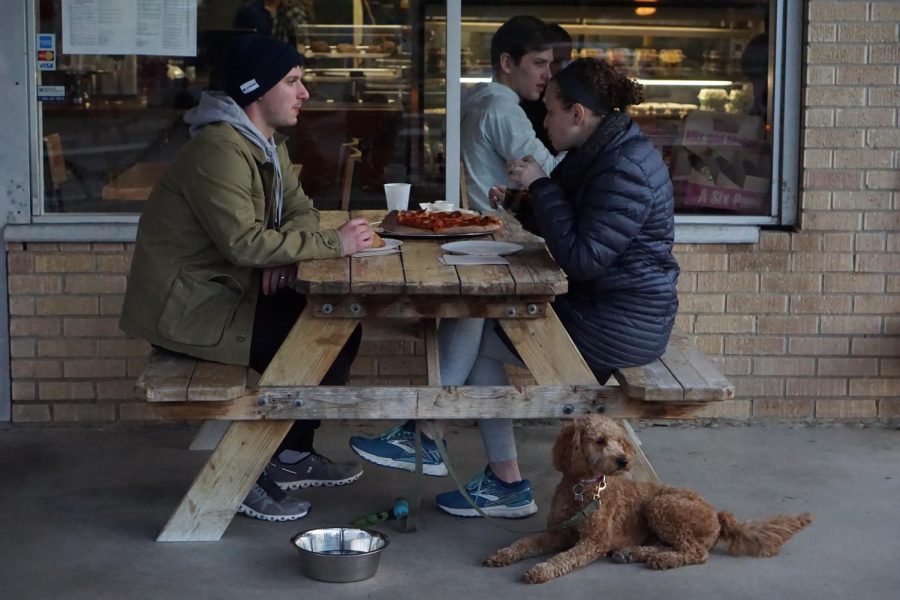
146,209,730,542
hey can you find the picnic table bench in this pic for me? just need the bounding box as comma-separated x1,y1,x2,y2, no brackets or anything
138,210,733,542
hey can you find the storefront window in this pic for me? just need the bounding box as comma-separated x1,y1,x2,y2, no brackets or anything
435,0,776,218
32,1,796,226
35,0,437,215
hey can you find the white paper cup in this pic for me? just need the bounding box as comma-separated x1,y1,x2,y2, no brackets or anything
384,183,411,212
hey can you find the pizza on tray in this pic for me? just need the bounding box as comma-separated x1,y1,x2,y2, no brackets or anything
383,210,503,235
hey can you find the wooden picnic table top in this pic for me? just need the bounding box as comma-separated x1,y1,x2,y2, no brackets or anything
297,210,568,302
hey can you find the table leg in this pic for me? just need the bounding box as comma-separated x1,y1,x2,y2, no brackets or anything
157,305,360,542
499,306,661,485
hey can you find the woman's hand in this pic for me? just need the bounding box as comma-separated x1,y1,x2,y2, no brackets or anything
261,265,296,296
488,185,507,208
338,217,375,256
507,155,546,189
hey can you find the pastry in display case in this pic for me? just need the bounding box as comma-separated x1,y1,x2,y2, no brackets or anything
296,24,411,107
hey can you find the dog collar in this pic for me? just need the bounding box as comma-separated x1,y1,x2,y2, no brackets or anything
572,474,606,503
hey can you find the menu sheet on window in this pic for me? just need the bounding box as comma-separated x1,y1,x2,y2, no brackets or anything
62,0,197,56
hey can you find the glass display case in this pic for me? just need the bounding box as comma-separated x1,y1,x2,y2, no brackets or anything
426,1,773,216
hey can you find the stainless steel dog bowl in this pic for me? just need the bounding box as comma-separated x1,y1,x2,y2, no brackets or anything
290,527,389,583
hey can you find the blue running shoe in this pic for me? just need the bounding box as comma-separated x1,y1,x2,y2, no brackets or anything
349,421,448,476
436,466,538,518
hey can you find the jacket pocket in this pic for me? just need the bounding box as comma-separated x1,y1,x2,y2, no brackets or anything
158,271,244,347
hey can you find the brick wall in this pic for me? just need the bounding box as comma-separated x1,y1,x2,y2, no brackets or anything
5,0,898,423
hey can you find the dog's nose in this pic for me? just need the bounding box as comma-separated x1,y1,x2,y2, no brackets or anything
616,457,629,469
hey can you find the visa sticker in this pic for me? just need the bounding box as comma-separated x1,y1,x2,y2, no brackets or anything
37,33,56,70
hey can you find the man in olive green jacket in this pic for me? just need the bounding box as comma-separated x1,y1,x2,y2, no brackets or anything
120,35,374,522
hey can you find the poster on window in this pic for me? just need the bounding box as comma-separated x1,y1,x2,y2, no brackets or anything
62,0,197,56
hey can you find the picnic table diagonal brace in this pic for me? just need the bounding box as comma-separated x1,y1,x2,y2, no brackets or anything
156,308,360,542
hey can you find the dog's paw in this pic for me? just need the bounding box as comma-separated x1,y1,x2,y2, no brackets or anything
484,549,516,568
609,550,634,564
524,563,554,584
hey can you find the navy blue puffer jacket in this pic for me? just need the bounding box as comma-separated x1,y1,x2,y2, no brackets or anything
525,112,679,375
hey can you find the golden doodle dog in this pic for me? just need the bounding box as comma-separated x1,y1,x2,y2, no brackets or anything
485,415,813,584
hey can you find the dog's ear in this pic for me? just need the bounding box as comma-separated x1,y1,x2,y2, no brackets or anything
552,420,582,474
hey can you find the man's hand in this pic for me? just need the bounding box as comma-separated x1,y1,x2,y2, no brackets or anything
338,217,375,256
261,265,296,296
507,155,546,189
488,185,507,208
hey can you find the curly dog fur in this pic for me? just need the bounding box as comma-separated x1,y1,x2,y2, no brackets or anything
485,415,813,584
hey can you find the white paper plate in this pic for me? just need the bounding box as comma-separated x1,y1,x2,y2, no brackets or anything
441,241,523,256
353,238,402,257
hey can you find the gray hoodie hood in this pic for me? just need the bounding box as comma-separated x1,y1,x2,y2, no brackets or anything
184,91,285,229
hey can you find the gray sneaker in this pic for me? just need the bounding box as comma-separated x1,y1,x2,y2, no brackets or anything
266,452,363,490
238,483,311,522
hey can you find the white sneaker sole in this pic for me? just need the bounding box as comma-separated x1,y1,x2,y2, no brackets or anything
275,470,363,491
438,500,538,519
351,447,448,476
238,504,309,522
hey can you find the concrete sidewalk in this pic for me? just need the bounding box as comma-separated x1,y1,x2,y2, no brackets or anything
1,420,898,600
